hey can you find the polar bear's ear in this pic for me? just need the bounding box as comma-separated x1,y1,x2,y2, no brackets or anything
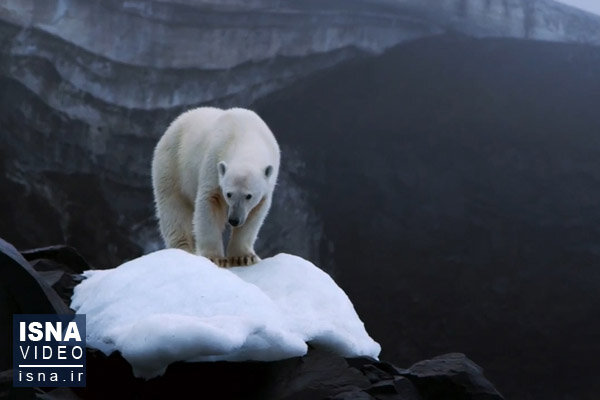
218,161,227,176
265,165,273,178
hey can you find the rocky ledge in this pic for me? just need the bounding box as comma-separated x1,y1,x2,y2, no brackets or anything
0,237,503,399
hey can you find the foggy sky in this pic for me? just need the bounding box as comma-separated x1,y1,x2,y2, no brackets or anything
556,0,600,15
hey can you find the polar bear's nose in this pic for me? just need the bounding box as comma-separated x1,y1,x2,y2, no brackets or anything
228,218,240,227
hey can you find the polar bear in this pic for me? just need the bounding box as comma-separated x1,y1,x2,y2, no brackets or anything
151,107,280,267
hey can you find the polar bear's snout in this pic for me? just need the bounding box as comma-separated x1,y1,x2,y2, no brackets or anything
227,202,247,227
228,216,242,227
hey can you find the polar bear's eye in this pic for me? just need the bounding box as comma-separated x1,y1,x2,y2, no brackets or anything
226,192,232,198
246,194,252,200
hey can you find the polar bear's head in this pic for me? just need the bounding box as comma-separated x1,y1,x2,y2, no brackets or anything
218,161,273,227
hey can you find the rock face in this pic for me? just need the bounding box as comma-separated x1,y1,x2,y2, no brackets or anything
0,238,503,400
253,34,600,400
1,0,600,267
3,0,599,110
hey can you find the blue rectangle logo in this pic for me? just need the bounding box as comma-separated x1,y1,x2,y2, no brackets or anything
13,314,86,387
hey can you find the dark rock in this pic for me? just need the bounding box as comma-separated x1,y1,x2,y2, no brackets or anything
365,380,399,398
392,377,422,400
0,370,20,400
0,237,503,400
22,245,90,307
75,348,499,400
0,369,36,400
76,348,370,400
0,240,89,398
400,354,503,400
362,364,394,383
377,362,409,377
35,387,81,400
0,238,71,371
261,348,371,399
359,366,421,400
21,245,90,273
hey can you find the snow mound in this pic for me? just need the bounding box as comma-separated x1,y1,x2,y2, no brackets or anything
71,249,381,378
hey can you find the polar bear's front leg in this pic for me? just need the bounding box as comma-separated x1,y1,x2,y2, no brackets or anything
226,196,271,266
193,191,227,262
155,192,196,253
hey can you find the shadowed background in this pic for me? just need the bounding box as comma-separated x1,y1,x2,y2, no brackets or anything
1,1,600,399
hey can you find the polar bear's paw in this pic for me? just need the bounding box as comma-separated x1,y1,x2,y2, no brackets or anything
208,254,260,267
227,254,260,267
209,257,230,268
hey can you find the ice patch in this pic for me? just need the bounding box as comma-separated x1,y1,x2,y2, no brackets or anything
71,249,381,378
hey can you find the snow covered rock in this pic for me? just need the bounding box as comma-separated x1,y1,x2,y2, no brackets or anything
71,250,380,378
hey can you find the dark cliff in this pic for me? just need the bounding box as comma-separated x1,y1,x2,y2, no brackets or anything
253,34,600,399
2,0,600,266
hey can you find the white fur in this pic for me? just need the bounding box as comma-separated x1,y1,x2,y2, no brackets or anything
151,107,280,263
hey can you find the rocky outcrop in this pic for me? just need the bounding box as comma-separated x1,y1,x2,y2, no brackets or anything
0,238,72,372
1,0,600,267
73,348,503,400
0,238,503,399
